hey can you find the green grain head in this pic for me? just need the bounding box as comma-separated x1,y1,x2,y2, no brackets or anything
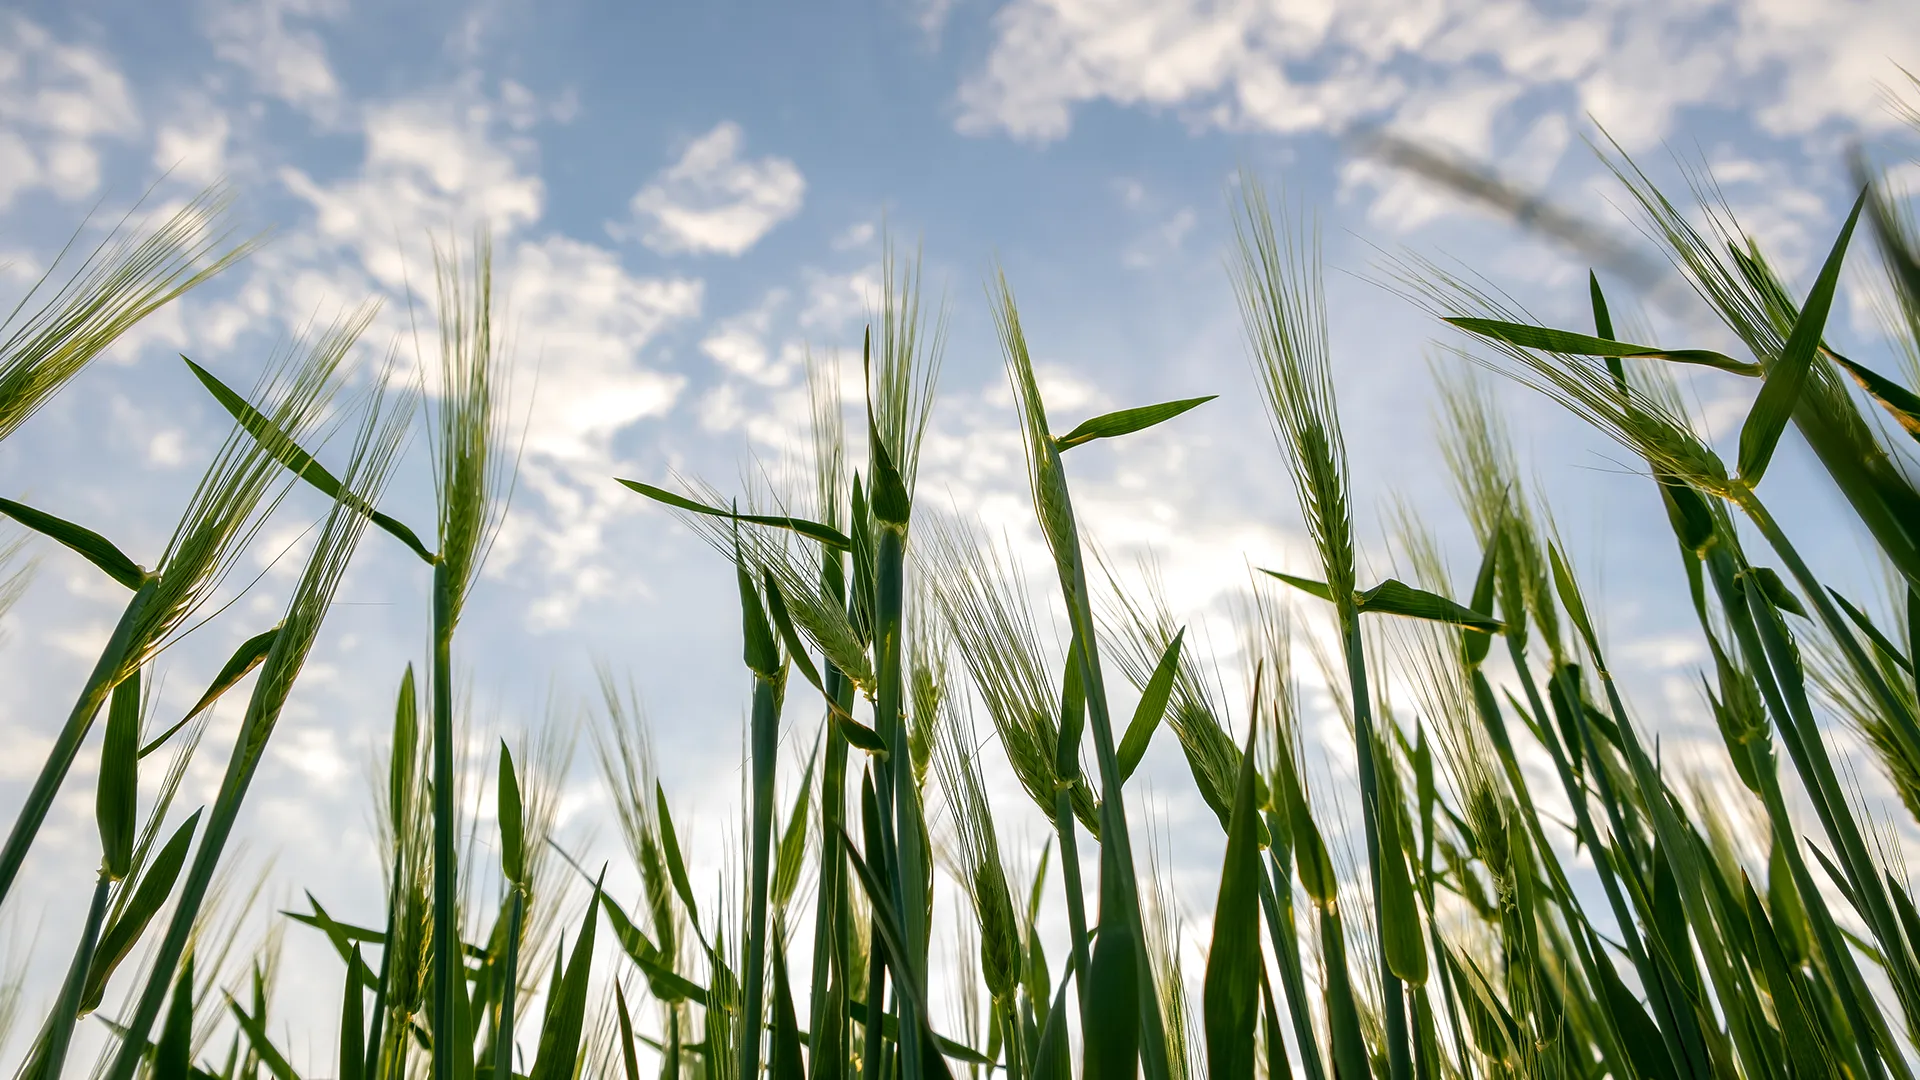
1232,177,1357,600
0,186,253,442
430,233,516,626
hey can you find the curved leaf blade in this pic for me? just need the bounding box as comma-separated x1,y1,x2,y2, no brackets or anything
185,357,435,563
1056,396,1217,451
616,478,853,550
1117,627,1184,783
1202,712,1263,1080
1356,579,1503,632
1444,318,1759,375
1831,352,1920,442
1738,191,1866,483
0,496,143,589
141,626,282,758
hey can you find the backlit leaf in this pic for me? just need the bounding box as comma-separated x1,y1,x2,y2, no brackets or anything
1444,317,1759,375
1056,396,1216,451
1738,191,1866,483
0,496,143,588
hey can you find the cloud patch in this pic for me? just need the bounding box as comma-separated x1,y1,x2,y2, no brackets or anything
620,121,805,257
0,16,140,210
204,0,347,119
955,0,1920,236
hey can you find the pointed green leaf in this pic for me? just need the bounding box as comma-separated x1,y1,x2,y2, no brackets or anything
736,537,781,680
141,626,281,758
98,666,140,879
155,956,194,1080
1203,712,1264,1080
226,994,304,1080
1829,587,1912,674
0,496,144,588
340,946,365,1080
866,422,911,528
839,829,955,1077
769,940,806,1080
656,783,702,929
1056,396,1217,451
81,809,201,1013
1258,569,1334,602
1464,520,1502,666
1357,578,1503,632
614,983,642,1080
1547,544,1602,665
1083,839,1141,1080
1830,351,1920,441
836,714,888,755
1373,745,1427,986
1444,318,1759,375
1743,876,1836,1080
1739,192,1866,483
1118,628,1184,783
1588,932,1676,1080
763,571,827,700
614,478,852,550
498,742,524,885
530,876,602,1080
1029,970,1075,1080
1590,270,1627,388
601,892,707,1004
185,357,435,563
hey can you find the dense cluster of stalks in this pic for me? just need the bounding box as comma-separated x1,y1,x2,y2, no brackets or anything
5,91,1920,1080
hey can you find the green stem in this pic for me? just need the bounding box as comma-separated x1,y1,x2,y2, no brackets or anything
27,870,112,1080
810,666,855,1078
1720,544,1920,1033
1744,491,1920,755
430,561,458,1080
1255,845,1325,1080
874,524,927,1080
494,888,523,1080
996,997,1026,1080
364,874,399,1080
1049,788,1092,1018
740,665,781,1080
0,580,155,909
1336,613,1412,1080
1700,545,1901,1080
1047,484,1171,1080
102,638,290,1080
860,940,888,1080
1499,641,1700,1077
1579,628,1774,1072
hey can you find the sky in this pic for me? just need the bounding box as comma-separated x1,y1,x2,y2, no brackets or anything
1,0,1918,1068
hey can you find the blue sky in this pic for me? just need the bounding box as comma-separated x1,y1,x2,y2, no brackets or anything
1,0,1918,1063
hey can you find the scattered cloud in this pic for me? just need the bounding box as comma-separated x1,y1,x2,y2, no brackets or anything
832,220,877,251
279,94,547,287
204,0,347,119
957,0,1920,229
619,121,806,256
152,97,232,184
0,15,140,210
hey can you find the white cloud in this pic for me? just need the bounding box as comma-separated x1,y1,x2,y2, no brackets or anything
0,16,139,210
957,0,1920,221
152,99,232,184
620,122,806,257
204,0,347,119
240,82,705,624
508,235,702,467
280,95,546,288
